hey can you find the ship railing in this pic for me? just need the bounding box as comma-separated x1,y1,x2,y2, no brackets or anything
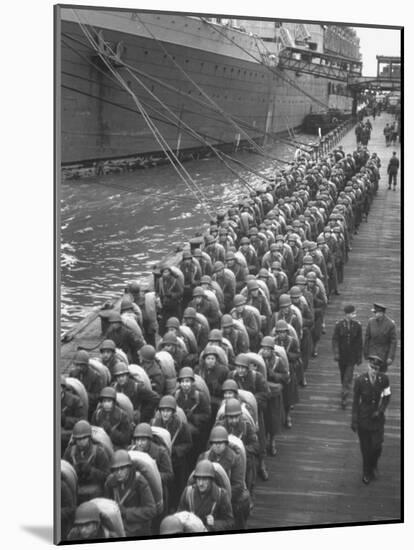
311,117,355,160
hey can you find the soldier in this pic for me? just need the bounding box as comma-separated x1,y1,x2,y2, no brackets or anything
306,271,327,358
259,336,289,455
212,261,236,313
387,152,399,191
217,398,259,495
332,304,363,408
182,306,210,352
104,311,142,365
199,426,250,530
61,376,85,454
229,353,270,481
178,459,234,532
91,387,132,449
196,346,229,420
111,361,159,424
363,303,397,372
138,345,166,397
104,450,157,536
188,286,222,330
273,320,300,429
158,266,184,334
351,356,391,484
63,420,110,502
129,423,174,515
99,339,118,378
245,279,272,336
151,395,193,508
221,314,249,355
67,501,119,540
175,366,211,459
179,251,202,308
230,294,262,352
69,350,105,419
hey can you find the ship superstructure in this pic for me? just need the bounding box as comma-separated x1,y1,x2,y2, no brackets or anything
59,8,361,167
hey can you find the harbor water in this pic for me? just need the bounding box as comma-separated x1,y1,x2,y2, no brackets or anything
60,135,311,333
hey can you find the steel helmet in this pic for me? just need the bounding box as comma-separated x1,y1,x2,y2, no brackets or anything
225,251,236,261
183,307,197,319
308,241,317,251
261,336,275,348
289,286,302,298
166,317,180,330
213,261,224,273
100,339,116,352
194,459,215,479
249,227,258,236
128,281,141,294
206,234,215,244
111,449,132,470
60,376,68,388
247,279,259,291
74,501,100,525
139,344,156,360
295,275,307,285
221,379,239,394
234,353,250,368
159,515,183,535
202,345,219,358
113,362,129,377
120,297,134,312
233,294,247,306
279,294,292,307
177,366,195,381
209,425,229,443
161,333,178,346
221,314,234,328
72,420,92,439
240,237,250,245
208,329,223,342
271,261,282,270
258,268,270,278
316,235,325,244
303,255,313,265
225,398,242,416
193,248,202,258
193,286,205,297
73,350,89,366
99,386,116,401
133,423,153,439
306,271,317,281
182,250,192,260
275,320,289,332
270,243,278,252
159,395,177,411
200,275,212,285
107,311,122,323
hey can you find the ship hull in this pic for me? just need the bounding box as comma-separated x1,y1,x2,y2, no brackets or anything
60,9,353,166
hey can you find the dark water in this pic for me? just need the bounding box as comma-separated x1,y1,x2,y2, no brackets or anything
60,137,308,333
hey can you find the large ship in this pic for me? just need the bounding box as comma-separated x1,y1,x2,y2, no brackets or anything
58,7,362,170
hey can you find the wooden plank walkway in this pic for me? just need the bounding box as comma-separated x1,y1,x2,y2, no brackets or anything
248,113,401,529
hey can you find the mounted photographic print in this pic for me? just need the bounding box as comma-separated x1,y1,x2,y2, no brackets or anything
55,3,402,544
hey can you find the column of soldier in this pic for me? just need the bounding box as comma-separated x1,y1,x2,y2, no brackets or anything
60,143,381,541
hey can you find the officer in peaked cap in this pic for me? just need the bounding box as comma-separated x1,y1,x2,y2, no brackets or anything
332,304,363,409
351,355,391,484
364,303,397,372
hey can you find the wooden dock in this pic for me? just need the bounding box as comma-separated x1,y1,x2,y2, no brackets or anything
248,113,401,529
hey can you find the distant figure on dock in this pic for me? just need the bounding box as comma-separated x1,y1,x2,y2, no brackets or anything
351,355,391,484
332,304,363,409
387,152,400,191
363,303,397,372
354,122,362,145
383,123,392,147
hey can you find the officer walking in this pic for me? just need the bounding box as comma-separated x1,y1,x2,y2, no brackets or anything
387,152,399,191
364,303,397,372
351,355,391,484
332,304,363,408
